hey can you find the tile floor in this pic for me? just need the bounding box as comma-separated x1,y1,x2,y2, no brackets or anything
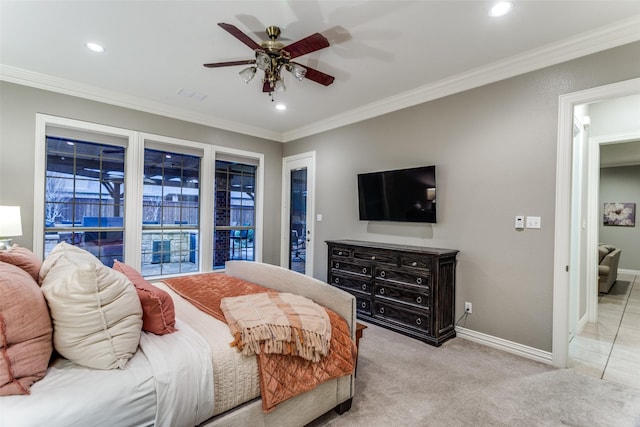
568,273,640,389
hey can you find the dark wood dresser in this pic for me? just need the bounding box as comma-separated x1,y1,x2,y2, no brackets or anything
326,240,458,347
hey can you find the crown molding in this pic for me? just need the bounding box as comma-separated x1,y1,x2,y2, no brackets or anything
0,65,284,142
2,15,639,144
283,14,640,142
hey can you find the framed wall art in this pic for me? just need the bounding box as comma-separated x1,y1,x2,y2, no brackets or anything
603,202,636,227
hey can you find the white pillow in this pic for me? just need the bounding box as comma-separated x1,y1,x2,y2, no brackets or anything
40,242,142,369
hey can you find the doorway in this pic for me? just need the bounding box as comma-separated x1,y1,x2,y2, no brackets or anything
281,152,315,276
553,77,640,369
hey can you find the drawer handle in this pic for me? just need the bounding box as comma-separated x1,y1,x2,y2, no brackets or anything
362,267,368,274
379,288,385,295
416,296,422,304
334,277,340,284
361,284,367,290
338,251,343,256
416,277,423,285
412,261,417,266
361,302,367,308
379,307,385,314
380,271,386,278
416,318,422,326
335,262,340,269
371,255,376,260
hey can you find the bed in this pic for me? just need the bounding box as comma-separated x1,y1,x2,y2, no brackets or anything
0,245,356,427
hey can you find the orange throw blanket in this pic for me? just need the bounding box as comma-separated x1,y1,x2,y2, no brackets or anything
163,272,357,413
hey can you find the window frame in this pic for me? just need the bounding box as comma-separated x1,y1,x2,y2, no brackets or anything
34,114,264,277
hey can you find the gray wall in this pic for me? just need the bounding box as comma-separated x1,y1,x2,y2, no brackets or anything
2,41,640,353
284,41,640,352
599,165,640,270
0,82,283,265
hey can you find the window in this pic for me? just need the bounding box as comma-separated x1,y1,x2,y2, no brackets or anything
44,136,125,266
213,160,256,269
35,114,264,278
141,148,200,276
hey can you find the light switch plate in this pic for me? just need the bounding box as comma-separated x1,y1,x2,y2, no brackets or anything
526,216,541,229
515,215,525,229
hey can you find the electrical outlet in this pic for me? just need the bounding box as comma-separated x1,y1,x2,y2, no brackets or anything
464,302,472,314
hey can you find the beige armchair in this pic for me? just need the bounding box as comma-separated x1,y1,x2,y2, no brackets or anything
598,244,621,293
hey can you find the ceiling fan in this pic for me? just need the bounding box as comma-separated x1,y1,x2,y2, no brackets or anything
204,23,335,95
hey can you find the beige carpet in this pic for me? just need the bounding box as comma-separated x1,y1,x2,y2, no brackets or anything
307,322,640,426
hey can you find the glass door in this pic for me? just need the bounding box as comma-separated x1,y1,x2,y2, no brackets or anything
289,167,307,273
281,152,315,276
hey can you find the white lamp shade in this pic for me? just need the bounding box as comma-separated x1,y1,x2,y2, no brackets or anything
274,79,286,93
239,66,257,83
0,206,23,237
290,63,307,81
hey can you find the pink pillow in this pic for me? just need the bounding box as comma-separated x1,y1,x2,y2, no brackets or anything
0,261,53,395
113,260,177,335
0,245,42,283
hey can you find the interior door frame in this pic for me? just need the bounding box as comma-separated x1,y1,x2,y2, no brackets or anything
552,77,640,368
280,151,316,276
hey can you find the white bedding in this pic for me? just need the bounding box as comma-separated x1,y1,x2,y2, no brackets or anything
0,319,214,427
139,319,214,427
153,281,261,415
0,347,156,427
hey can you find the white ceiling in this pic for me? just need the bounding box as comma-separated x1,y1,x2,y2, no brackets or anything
2,1,640,142
601,140,640,167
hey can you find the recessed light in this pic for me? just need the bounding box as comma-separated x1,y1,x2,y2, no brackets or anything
489,1,513,17
86,42,105,53
275,103,286,111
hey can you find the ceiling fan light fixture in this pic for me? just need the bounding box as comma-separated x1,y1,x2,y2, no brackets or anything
206,23,335,97
239,66,257,83
256,52,270,70
274,79,286,93
289,63,307,81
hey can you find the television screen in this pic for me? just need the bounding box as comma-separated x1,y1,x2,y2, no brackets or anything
358,165,436,223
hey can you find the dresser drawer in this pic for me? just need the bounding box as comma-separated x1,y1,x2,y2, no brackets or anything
356,297,372,315
374,282,430,309
400,256,431,271
376,267,431,288
373,301,429,332
331,260,373,277
330,274,373,295
331,247,352,258
353,250,397,266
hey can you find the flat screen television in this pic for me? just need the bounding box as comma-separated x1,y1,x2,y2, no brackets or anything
357,165,436,223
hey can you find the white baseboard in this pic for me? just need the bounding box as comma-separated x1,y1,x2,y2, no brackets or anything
619,268,640,276
576,312,589,335
455,327,553,365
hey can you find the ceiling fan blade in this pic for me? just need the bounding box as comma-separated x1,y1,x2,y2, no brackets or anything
296,63,335,86
218,22,261,51
283,33,330,59
203,60,256,68
263,80,274,93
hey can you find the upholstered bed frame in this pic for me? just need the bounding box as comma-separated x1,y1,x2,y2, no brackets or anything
0,254,356,427
201,261,356,427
